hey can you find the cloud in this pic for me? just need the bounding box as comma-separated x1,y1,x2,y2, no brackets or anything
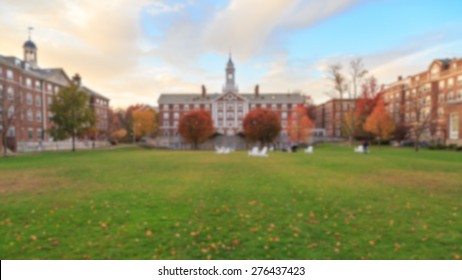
145,0,191,16
203,0,367,59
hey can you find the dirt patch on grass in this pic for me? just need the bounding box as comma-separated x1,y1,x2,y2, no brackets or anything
0,169,63,194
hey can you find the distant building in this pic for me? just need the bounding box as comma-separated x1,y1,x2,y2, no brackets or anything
314,99,356,138
157,56,305,148
381,58,462,145
0,35,110,152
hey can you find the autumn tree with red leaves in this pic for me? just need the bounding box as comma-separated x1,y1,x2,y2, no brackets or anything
243,109,281,146
364,98,395,146
178,110,214,149
353,76,381,138
287,104,314,144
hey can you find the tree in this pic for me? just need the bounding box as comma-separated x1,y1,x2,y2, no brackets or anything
132,108,157,139
326,59,369,145
243,108,281,146
407,97,432,152
287,104,314,144
364,98,395,146
49,83,95,152
347,58,368,143
353,76,381,138
178,110,214,149
0,85,25,157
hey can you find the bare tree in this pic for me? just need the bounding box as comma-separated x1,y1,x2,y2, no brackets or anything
326,61,368,145
1,85,24,157
347,58,368,144
326,64,348,139
407,97,432,152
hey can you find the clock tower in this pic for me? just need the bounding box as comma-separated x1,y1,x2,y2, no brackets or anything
223,54,237,93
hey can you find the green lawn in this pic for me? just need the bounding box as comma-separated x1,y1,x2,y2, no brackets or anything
0,145,461,260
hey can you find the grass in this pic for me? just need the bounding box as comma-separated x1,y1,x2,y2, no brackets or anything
0,145,461,260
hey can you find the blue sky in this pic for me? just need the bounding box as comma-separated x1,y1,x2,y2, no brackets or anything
1,0,462,107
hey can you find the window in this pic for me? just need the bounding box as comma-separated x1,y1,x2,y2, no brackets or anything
272,104,277,109
163,121,169,127
173,121,178,127
28,129,33,140
218,112,223,118
26,78,32,87
27,93,32,105
458,75,462,85
282,104,287,110
439,81,445,89
227,112,234,118
163,112,169,119
37,129,43,140
27,109,33,121
7,70,13,80
7,87,14,100
449,113,459,140
194,104,200,109
281,112,287,119
0,85,3,99
7,106,14,118
8,127,15,137
184,104,189,111
173,104,179,110
54,86,59,93
448,78,454,87
173,112,179,119
36,111,42,122
47,84,52,91
438,108,444,116
251,104,256,109
35,81,41,89
458,90,462,100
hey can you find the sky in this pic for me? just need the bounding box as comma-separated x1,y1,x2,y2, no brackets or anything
1,0,462,108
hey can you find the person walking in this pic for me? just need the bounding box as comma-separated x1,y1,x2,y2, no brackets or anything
363,140,369,154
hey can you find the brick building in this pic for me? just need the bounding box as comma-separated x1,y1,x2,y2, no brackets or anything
314,99,356,137
157,57,305,148
0,37,110,152
382,58,462,145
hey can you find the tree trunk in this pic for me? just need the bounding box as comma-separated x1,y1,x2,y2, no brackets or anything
349,135,353,147
72,131,76,152
2,133,7,157
414,136,419,152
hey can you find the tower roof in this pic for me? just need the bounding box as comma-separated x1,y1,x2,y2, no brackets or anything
227,54,234,68
23,40,37,49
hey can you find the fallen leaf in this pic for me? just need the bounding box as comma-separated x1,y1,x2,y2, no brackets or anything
369,240,375,246
310,211,315,218
146,230,152,237
30,235,37,241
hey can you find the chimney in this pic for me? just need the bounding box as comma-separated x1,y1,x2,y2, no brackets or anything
201,85,206,97
255,84,259,97
398,75,403,81
72,73,82,86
